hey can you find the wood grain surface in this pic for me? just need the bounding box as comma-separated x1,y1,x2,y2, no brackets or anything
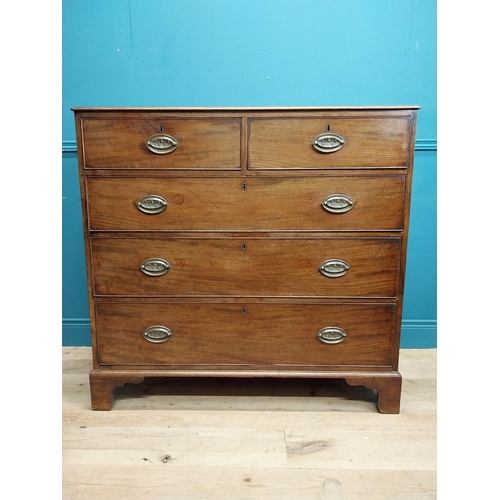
248,116,410,169
86,175,406,232
63,347,437,499
91,237,401,298
81,117,241,169
95,302,397,367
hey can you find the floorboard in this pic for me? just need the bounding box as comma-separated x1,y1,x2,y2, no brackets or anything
62,347,437,499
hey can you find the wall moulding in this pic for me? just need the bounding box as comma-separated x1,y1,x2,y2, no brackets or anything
62,139,437,154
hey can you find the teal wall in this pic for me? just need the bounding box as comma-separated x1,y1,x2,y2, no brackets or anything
62,0,437,347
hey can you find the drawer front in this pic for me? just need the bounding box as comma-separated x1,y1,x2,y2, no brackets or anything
96,303,396,367
248,117,410,169
91,238,400,298
80,118,241,169
86,176,405,232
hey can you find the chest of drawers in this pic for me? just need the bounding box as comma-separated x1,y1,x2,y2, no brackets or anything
73,106,418,412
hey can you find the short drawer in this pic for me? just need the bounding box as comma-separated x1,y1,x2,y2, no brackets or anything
95,302,396,367
91,237,401,298
248,117,410,169
86,175,405,232
80,118,241,169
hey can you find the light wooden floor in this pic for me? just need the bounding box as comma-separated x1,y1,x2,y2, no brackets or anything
62,347,437,499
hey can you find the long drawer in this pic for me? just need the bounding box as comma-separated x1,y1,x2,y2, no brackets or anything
91,238,400,298
86,175,405,232
248,116,411,169
80,118,241,169
95,302,396,367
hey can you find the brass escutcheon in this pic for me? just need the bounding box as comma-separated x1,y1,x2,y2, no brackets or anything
317,326,347,344
322,194,354,214
136,195,167,215
140,258,170,277
146,133,178,154
143,326,173,344
312,132,345,153
319,259,350,278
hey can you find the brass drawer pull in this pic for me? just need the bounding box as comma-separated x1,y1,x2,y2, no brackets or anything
317,326,347,344
319,259,350,278
136,195,167,214
143,325,173,343
312,132,345,153
140,258,170,277
146,133,178,154
322,194,353,214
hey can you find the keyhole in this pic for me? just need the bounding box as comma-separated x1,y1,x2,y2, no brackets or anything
242,308,247,315
241,243,247,251
326,124,331,131
241,182,247,191
159,125,164,132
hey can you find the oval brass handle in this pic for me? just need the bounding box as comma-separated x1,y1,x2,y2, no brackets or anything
143,325,173,343
319,259,350,278
317,326,347,344
322,194,353,214
146,134,178,154
140,258,170,277
136,195,167,214
312,132,345,153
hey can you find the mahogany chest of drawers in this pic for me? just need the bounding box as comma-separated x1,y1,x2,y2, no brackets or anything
73,106,418,412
